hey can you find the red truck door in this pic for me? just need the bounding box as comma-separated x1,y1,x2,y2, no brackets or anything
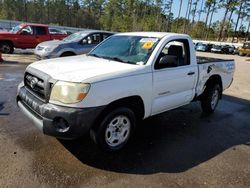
15,26,37,48
15,26,50,48
32,26,50,45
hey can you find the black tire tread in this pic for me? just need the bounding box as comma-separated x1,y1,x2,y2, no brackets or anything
201,84,221,114
90,107,136,152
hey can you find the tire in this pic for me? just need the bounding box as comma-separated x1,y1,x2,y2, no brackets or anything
0,42,14,54
90,107,136,152
60,52,75,57
201,84,221,114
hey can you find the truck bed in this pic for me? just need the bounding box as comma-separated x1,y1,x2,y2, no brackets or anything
197,56,233,64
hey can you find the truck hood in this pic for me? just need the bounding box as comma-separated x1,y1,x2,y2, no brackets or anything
28,55,147,83
0,31,15,36
0,31,9,33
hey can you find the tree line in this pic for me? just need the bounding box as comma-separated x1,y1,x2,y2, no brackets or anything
0,0,249,42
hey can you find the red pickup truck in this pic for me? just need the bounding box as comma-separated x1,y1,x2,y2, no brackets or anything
0,23,68,54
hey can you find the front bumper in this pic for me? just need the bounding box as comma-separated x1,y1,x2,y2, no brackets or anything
17,85,105,139
34,49,58,60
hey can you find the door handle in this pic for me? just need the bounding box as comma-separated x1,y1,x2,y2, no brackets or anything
187,72,195,75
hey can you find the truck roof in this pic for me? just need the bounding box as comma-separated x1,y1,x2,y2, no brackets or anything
115,32,189,38
20,23,48,27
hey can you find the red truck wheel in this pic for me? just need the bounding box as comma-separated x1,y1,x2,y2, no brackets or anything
0,42,14,54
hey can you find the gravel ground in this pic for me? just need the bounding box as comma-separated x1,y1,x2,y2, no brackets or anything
0,52,249,188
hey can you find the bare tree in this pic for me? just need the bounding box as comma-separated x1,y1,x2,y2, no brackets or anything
183,0,192,33
206,0,217,39
233,0,245,42
218,0,238,41
198,0,204,22
175,0,183,32
191,0,199,23
177,0,183,19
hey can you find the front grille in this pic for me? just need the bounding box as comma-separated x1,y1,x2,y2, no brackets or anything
24,72,46,100
18,86,44,116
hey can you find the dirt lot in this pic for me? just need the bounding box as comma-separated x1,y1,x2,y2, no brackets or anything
0,52,249,187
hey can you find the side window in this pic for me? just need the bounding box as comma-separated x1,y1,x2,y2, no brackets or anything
102,34,111,41
155,39,190,69
33,26,47,35
20,26,33,35
87,33,101,44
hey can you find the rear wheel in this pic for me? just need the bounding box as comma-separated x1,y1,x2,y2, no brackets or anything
0,42,14,54
90,107,136,152
201,84,221,114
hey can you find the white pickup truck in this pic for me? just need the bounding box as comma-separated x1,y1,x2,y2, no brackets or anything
17,32,235,151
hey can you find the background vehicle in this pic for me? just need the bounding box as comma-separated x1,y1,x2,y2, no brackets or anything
34,30,114,59
239,42,250,56
17,32,235,151
49,28,67,35
196,43,212,52
233,47,240,55
0,27,7,32
223,45,235,54
0,23,68,54
210,45,235,54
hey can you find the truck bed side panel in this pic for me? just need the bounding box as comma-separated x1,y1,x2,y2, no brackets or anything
196,61,235,97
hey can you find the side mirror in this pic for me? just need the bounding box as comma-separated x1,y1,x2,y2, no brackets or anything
158,55,178,68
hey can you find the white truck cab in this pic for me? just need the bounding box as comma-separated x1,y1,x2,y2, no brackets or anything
17,32,235,151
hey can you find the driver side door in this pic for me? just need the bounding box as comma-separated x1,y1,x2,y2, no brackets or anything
79,33,102,54
16,26,37,48
152,39,198,115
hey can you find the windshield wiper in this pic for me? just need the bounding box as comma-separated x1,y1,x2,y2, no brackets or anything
88,53,101,58
102,56,134,64
88,54,135,64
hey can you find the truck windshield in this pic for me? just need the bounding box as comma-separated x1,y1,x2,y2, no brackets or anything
63,32,87,42
10,25,22,33
88,35,160,65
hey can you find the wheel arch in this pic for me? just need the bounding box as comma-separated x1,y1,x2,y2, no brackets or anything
202,74,223,99
103,95,145,120
60,51,76,57
0,40,14,47
92,95,145,130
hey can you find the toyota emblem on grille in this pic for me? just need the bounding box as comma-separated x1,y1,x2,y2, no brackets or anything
30,77,38,89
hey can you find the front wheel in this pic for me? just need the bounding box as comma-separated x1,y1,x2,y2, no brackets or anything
90,107,136,152
0,42,14,54
201,84,221,114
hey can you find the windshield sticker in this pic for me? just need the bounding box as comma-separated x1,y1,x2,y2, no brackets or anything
142,41,155,49
140,38,158,49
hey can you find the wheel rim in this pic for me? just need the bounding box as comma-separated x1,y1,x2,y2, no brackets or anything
211,89,219,110
1,44,11,53
105,115,131,147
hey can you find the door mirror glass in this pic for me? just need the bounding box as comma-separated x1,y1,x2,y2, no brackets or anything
158,55,178,68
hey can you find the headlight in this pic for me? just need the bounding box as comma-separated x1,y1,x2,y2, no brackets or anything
50,81,90,104
44,45,58,52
